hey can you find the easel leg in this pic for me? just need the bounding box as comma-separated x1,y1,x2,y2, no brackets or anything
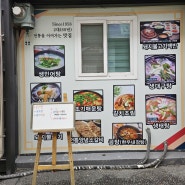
52,132,57,167
67,131,75,185
32,133,42,185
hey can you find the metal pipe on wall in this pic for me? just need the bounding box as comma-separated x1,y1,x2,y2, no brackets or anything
2,0,18,174
0,0,4,159
0,36,4,159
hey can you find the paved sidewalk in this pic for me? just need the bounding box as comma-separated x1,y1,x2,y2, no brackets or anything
15,151,185,168
0,164,185,185
1,150,185,184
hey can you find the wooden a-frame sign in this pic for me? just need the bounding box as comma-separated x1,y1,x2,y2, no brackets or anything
31,94,75,185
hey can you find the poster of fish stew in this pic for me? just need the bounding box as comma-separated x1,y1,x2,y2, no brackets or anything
145,94,177,129
73,89,103,112
113,85,135,117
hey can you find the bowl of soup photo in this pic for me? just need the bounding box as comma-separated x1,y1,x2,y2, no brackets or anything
116,125,142,140
154,25,164,33
158,33,168,40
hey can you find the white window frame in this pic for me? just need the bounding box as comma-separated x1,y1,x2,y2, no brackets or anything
74,16,138,80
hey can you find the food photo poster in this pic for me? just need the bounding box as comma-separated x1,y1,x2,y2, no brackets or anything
145,94,177,129
73,119,101,138
30,82,62,103
73,89,104,112
112,123,143,140
108,122,147,146
34,45,65,77
140,20,180,44
113,85,135,116
71,119,104,144
145,54,176,89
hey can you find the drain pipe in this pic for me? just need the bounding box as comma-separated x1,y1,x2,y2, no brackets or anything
0,10,4,159
74,141,167,170
137,128,151,165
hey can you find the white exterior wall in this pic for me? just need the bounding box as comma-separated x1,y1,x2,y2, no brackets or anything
17,5,185,154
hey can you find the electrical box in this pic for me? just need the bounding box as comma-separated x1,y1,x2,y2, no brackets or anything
12,3,35,30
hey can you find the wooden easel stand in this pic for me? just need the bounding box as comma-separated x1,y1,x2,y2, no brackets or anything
32,131,75,185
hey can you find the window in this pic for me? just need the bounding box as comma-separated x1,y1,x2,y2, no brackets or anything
74,16,137,80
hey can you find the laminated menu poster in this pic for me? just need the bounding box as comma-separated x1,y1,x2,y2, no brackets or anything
30,82,62,103
145,94,177,129
73,89,103,112
34,45,65,77
113,85,135,116
32,102,75,132
140,20,180,44
145,54,176,90
71,119,104,144
108,123,147,146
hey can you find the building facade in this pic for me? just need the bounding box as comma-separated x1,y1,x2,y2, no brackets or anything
1,0,185,174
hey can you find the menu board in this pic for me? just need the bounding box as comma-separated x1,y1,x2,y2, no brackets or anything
32,102,75,132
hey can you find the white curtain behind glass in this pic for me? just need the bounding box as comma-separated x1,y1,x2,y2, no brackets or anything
81,24,104,73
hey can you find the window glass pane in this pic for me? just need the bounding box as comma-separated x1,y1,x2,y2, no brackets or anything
81,24,104,73
108,24,130,72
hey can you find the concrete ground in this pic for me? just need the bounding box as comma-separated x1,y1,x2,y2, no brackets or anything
0,151,185,185
15,151,185,168
0,164,185,185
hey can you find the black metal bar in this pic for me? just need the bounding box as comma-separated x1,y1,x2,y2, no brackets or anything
2,0,18,174
11,0,185,8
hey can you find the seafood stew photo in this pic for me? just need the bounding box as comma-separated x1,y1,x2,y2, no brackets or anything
114,94,135,110
113,123,143,140
145,54,176,85
113,85,135,111
73,90,103,107
146,95,177,125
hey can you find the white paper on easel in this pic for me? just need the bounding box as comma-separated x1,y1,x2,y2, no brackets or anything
31,102,75,132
